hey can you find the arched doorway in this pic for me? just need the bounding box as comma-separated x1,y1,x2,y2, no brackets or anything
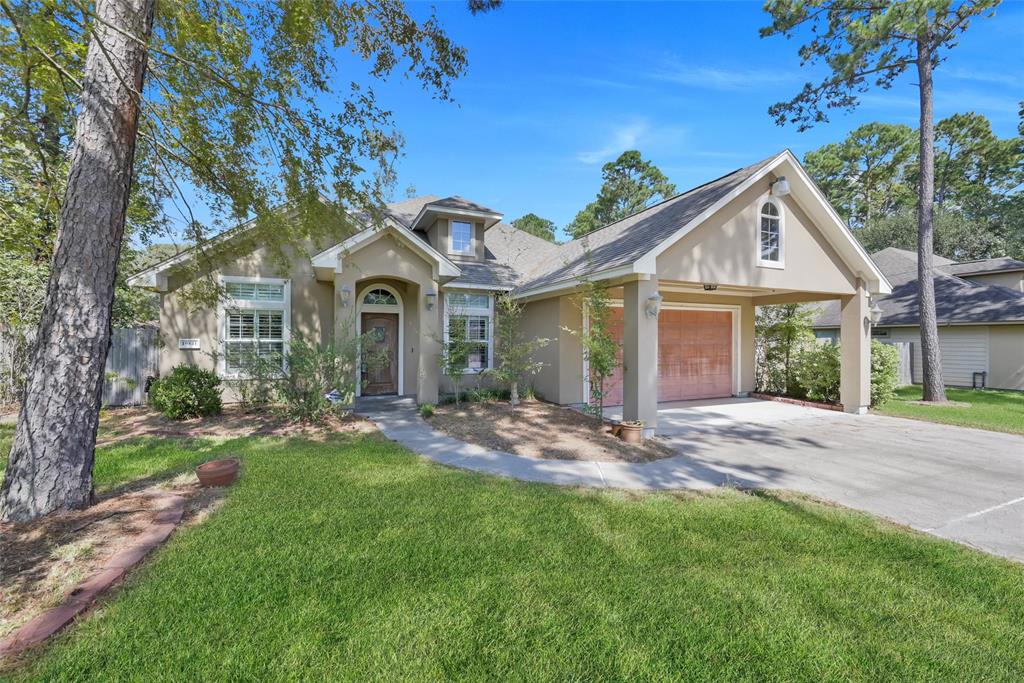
356,284,404,396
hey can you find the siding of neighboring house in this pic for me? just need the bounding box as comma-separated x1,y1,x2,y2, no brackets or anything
821,324,1024,391
959,271,1024,292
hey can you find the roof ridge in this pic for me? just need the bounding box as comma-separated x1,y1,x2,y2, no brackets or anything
557,152,781,246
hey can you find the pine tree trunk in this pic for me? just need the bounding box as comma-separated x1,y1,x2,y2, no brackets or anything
1,0,156,522
510,380,519,406
915,36,947,403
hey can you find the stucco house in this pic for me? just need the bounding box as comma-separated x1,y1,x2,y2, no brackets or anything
129,150,891,433
813,248,1024,391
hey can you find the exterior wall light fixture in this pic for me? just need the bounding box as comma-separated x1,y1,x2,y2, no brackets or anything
770,176,791,196
645,293,663,318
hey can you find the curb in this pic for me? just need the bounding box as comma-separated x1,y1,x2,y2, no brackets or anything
0,494,186,659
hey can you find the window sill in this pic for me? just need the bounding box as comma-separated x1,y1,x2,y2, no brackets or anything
757,260,785,270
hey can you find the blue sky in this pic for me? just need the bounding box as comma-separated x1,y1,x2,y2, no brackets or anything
166,1,1024,244
377,1,1023,242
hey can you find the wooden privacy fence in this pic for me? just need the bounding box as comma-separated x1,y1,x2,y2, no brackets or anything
102,327,161,406
884,340,913,387
1,327,160,407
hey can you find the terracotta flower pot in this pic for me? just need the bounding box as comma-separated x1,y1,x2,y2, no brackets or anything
619,422,643,444
196,458,240,487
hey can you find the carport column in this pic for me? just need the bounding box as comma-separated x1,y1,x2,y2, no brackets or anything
839,279,871,414
417,281,441,405
622,278,659,436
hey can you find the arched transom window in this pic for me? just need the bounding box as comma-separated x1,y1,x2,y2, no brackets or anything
759,200,783,266
363,288,398,306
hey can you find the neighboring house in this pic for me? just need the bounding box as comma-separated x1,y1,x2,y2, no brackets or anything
129,150,891,432
813,248,1024,390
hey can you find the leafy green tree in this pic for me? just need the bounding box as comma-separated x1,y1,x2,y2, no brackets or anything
440,304,472,408
857,209,1003,260
803,122,916,227
763,0,1002,403
932,112,1023,213
562,279,618,420
568,150,676,238
510,213,557,242
0,0,496,521
484,294,549,406
754,304,817,397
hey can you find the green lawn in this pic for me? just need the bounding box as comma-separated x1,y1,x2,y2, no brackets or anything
876,386,1024,435
8,432,1023,681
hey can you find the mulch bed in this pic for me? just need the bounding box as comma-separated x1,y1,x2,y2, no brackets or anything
428,399,675,463
750,392,844,412
0,478,223,661
98,404,375,445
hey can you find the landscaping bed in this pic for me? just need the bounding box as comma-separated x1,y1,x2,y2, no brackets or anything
427,399,674,462
98,404,375,446
0,478,220,646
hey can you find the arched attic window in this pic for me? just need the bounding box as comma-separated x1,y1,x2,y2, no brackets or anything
363,288,398,306
758,200,784,267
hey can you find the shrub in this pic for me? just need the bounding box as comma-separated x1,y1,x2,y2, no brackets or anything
277,332,385,421
226,352,281,411
754,303,816,396
419,403,435,418
150,365,222,419
794,342,841,404
871,340,900,407
794,340,902,408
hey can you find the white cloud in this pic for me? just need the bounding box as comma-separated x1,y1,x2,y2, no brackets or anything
576,120,650,164
649,59,797,91
943,66,1021,88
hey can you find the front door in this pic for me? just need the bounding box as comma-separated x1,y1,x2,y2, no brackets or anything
361,312,398,395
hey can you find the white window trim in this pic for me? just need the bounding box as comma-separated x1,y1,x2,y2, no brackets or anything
355,284,404,397
448,220,475,256
217,275,291,379
757,196,785,269
443,291,493,374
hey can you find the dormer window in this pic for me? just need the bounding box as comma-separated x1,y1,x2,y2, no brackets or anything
758,200,784,267
450,221,473,255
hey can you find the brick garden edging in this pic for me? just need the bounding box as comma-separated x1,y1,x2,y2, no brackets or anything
0,493,186,660
750,392,844,412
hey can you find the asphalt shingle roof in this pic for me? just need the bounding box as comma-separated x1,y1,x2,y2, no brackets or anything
516,154,779,292
812,247,1024,327
939,256,1024,277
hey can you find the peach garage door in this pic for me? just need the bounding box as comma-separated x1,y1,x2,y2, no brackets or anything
599,308,733,406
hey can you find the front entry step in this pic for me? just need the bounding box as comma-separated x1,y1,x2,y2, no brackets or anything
353,395,417,413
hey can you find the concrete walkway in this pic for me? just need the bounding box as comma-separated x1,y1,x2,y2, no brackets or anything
356,396,1024,562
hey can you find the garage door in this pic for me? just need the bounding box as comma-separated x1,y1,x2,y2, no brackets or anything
600,308,733,406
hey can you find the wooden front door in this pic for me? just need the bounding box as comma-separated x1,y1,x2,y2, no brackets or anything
361,312,398,395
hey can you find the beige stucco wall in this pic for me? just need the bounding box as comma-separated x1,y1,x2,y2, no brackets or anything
656,178,858,296
961,271,1024,292
333,232,441,403
521,288,757,406
519,295,585,404
159,241,334,402
988,325,1024,391
426,217,486,260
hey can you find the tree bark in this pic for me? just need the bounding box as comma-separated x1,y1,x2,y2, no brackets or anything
915,36,947,403
1,0,156,522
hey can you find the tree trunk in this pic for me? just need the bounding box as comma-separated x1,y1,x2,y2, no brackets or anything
1,0,156,522
915,36,947,403
510,380,519,406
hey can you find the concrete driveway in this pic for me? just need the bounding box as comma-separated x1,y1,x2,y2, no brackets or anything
610,398,1024,562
